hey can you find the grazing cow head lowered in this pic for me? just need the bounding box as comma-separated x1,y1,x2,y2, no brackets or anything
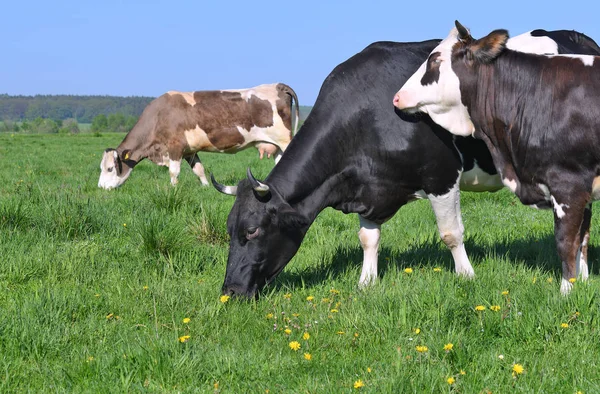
98,148,136,190
212,169,309,297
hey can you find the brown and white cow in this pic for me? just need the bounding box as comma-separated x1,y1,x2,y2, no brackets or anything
98,83,299,190
393,21,600,294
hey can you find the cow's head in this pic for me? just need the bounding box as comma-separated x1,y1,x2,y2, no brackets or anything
393,21,509,137
212,169,310,298
98,148,136,189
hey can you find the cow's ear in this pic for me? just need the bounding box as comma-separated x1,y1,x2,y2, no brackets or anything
121,149,132,161
470,29,509,63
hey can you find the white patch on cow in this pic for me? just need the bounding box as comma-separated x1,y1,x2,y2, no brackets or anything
169,159,181,186
98,150,133,190
560,277,573,295
460,162,503,192
578,232,590,280
358,217,381,288
551,195,569,219
394,28,475,137
547,54,596,66
538,183,551,199
412,190,428,200
183,126,214,152
591,176,600,200
506,32,559,55
167,91,196,105
502,177,518,193
428,178,475,278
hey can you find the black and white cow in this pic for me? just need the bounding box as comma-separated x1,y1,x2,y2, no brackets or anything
394,21,600,294
213,29,600,297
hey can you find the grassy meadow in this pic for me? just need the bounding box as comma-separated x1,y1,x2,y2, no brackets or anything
1,132,600,393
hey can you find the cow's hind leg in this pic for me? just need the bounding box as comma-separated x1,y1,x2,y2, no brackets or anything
169,159,181,186
358,216,381,287
185,154,209,186
428,181,475,277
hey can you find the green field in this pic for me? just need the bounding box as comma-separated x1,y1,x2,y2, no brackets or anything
1,133,600,393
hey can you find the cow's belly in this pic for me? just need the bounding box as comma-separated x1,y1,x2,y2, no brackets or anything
460,164,503,192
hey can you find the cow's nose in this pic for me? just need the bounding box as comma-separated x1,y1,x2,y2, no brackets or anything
393,93,401,107
393,91,413,110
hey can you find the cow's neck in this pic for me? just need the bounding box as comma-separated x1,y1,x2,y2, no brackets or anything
265,121,358,223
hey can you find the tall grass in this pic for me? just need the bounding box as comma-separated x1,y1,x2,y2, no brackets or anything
1,133,599,392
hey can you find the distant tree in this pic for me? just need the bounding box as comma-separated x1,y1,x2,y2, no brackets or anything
125,115,137,132
91,114,108,133
59,118,80,134
107,112,126,132
1,119,14,132
37,119,60,133
20,120,31,132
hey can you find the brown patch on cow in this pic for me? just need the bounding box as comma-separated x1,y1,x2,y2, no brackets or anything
471,29,509,63
275,83,296,133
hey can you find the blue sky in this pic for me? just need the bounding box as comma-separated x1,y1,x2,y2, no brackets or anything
2,0,599,104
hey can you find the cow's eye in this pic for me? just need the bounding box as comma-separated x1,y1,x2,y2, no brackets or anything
246,227,260,240
434,58,442,64
107,167,114,173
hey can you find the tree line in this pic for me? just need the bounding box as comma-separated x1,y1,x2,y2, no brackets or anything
0,94,153,123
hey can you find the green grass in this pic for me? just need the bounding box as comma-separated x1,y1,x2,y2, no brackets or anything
1,133,600,393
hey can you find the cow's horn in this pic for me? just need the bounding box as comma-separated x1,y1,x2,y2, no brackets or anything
211,174,237,196
455,20,471,41
246,168,270,196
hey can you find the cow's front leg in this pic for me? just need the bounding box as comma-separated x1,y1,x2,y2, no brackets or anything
358,216,381,287
428,180,475,277
185,154,209,186
577,204,592,281
168,159,181,186
553,195,588,295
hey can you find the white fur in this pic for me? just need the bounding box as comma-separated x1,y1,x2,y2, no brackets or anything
547,54,595,66
358,217,381,287
506,32,558,55
428,178,475,277
98,150,132,190
502,177,518,193
550,196,569,219
561,277,573,295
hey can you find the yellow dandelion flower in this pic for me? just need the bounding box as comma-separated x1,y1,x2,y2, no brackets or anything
404,267,413,274
123,223,127,227
284,328,292,335
415,345,428,353
178,335,190,343
306,296,314,301
547,277,553,283
303,332,310,340
214,382,219,389
304,353,312,360
367,367,372,373
337,331,345,335
292,313,300,317
501,290,509,296
106,313,114,320
475,305,486,311
86,356,94,363
354,332,359,338
322,298,331,303
512,363,524,375
182,317,191,324
353,379,364,389
330,289,340,294
414,328,421,334
220,295,230,303
460,370,466,375
569,278,576,284
289,341,301,351
532,276,537,284
443,343,454,351
490,305,501,312
94,293,100,297
561,323,569,328
433,267,442,272
266,313,274,319
284,293,292,299
576,312,581,316
447,377,455,385
330,309,339,313
142,286,148,290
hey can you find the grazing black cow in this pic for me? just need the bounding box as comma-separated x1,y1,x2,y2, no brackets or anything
213,29,600,297
394,21,600,294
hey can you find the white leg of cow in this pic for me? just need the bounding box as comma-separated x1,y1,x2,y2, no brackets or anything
169,159,181,186
185,154,209,186
358,216,381,288
428,180,475,278
577,204,592,280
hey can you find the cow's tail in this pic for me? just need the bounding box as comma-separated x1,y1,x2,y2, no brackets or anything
280,83,300,135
